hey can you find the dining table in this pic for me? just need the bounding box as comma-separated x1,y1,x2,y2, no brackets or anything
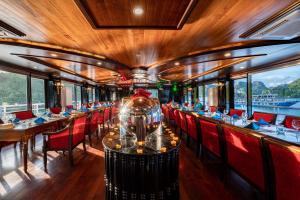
0,115,69,172
182,109,300,146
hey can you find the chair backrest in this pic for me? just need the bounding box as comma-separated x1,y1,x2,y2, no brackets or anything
50,107,62,114
199,119,221,157
66,105,73,110
228,109,245,117
264,138,300,200
169,108,175,120
186,114,198,141
178,111,187,132
90,110,100,133
252,111,277,124
104,108,110,122
174,109,180,128
13,110,35,120
72,114,87,146
282,115,300,129
165,106,170,121
222,125,266,191
209,106,217,113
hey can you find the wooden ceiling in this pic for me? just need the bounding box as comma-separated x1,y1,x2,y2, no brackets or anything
0,0,300,84
75,0,197,29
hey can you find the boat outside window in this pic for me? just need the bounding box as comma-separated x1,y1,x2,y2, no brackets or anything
251,65,300,117
0,71,28,115
234,78,247,110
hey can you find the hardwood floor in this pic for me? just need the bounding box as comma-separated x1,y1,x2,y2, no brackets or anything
0,127,261,200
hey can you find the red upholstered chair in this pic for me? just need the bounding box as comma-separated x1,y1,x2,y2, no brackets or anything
103,108,111,132
66,105,73,110
86,110,102,146
251,111,277,124
209,106,217,113
111,105,119,123
42,114,87,171
50,107,62,114
228,109,245,117
164,106,170,123
264,138,300,200
169,108,176,125
186,114,200,155
173,109,180,132
222,125,267,192
282,115,300,129
13,110,35,120
199,119,221,158
178,111,187,138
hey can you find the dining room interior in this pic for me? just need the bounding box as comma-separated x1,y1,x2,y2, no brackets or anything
0,0,300,200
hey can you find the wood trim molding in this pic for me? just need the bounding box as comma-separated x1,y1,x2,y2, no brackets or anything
240,1,300,38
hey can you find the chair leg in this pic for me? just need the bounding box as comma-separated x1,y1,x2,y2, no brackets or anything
83,140,87,153
97,125,100,140
43,149,47,172
69,150,74,166
88,133,92,146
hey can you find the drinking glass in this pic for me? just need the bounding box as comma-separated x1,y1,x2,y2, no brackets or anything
292,119,300,131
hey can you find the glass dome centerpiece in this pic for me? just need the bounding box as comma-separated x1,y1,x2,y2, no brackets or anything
119,89,162,150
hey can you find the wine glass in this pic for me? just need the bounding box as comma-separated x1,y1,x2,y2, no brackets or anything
292,119,300,142
292,119,300,131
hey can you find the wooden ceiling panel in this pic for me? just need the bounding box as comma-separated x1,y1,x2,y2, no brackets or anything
34,57,118,82
0,0,297,68
159,57,255,82
76,0,197,29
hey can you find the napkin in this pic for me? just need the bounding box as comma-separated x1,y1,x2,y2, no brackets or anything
232,114,239,119
34,117,46,124
244,122,260,130
212,115,222,120
63,112,70,117
11,118,20,124
198,110,205,115
257,118,269,126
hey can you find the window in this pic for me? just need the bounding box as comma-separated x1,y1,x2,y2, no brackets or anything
234,78,247,110
204,83,217,108
88,88,95,103
31,78,45,114
198,85,204,104
0,71,27,114
251,65,300,116
76,85,81,109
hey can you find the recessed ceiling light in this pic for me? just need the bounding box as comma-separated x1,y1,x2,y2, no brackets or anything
133,7,144,15
50,53,57,57
224,53,231,57
240,66,245,69
174,62,180,66
34,66,38,69
97,61,102,65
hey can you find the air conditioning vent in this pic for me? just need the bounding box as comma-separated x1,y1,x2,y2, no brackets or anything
0,20,26,38
241,8,300,40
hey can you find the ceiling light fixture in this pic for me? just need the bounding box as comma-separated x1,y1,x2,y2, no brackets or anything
240,66,245,69
224,52,231,57
133,7,144,15
174,62,180,66
50,53,57,57
97,61,102,65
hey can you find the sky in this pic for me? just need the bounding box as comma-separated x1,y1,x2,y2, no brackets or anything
252,65,300,87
